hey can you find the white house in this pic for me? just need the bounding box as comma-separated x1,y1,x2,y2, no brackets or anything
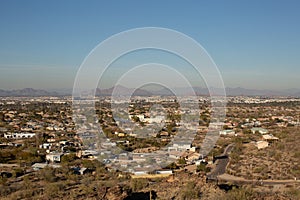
256,141,269,149
262,134,279,141
39,143,52,149
4,132,36,139
46,152,64,162
168,151,182,159
251,128,268,134
155,170,173,175
32,163,61,171
133,171,147,176
144,116,165,123
172,141,191,151
219,130,236,136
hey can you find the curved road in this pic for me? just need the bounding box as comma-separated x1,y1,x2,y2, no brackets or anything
207,143,300,186
207,143,234,180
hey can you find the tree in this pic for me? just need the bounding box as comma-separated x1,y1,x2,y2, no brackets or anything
61,153,77,165
178,158,186,165
223,186,255,200
196,163,209,172
166,162,178,170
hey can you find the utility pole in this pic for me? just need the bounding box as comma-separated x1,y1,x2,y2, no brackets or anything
250,163,253,187
297,115,299,130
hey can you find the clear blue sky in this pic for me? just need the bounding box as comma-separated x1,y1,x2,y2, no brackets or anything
0,0,299,90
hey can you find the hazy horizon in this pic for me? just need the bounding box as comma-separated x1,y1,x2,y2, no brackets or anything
1,1,300,90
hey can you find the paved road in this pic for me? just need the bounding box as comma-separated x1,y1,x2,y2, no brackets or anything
222,143,235,156
207,143,234,180
206,143,300,186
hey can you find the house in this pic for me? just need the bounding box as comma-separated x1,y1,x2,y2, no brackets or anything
77,150,99,159
219,130,236,136
47,138,56,143
189,147,196,152
21,127,34,132
209,122,225,130
132,154,146,162
46,152,64,162
117,132,126,137
4,132,36,139
131,170,173,178
172,141,191,151
251,128,268,134
186,152,200,163
155,170,173,175
168,151,182,159
262,134,279,141
39,143,52,149
32,163,48,170
144,116,165,123
255,141,269,149
101,140,117,148
32,163,61,170
46,126,55,131
133,171,148,176
59,140,69,146
133,170,148,176
160,131,169,137
168,146,178,152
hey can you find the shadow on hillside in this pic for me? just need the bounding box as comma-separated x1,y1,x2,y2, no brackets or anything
124,191,157,200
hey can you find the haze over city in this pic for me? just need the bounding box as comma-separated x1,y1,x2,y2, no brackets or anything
0,0,300,91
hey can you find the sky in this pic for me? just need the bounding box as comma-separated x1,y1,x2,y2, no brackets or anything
0,0,300,90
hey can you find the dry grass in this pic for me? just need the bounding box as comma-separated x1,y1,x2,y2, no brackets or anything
227,127,300,180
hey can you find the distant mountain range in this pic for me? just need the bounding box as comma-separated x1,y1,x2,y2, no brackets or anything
96,86,300,97
96,85,153,96
0,88,60,97
1,87,300,97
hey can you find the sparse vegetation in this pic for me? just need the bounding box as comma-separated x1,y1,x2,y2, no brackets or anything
0,97,300,199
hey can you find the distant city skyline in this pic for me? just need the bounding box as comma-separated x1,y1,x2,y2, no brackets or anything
0,0,300,90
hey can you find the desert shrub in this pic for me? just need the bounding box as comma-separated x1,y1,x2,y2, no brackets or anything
130,178,148,192
293,151,300,159
178,158,186,165
286,187,300,199
179,181,201,200
223,187,255,200
12,168,24,178
0,149,16,163
43,182,65,198
39,166,57,183
196,163,210,173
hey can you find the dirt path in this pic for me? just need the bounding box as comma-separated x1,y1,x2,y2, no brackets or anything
218,173,300,185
